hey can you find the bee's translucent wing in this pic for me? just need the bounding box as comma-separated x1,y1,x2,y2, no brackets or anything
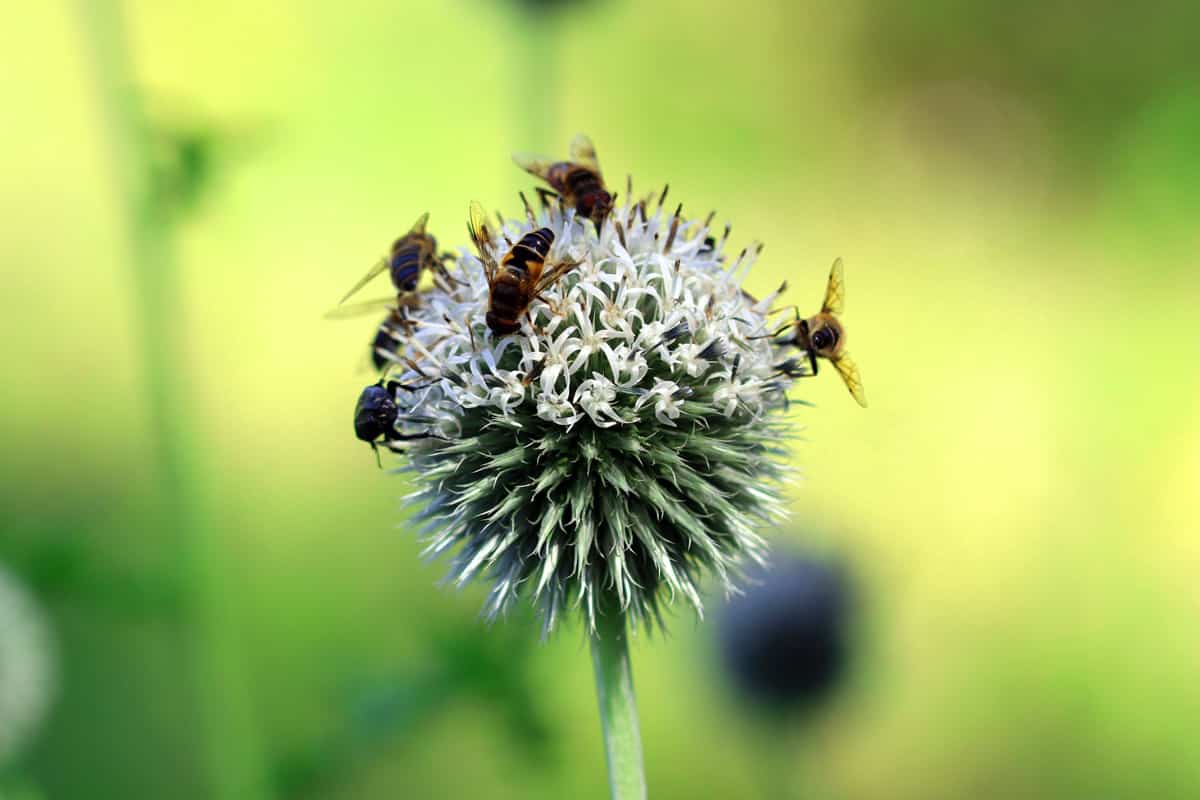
512,152,556,180
324,295,397,319
407,211,430,236
338,257,390,305
569,133,600,170
831,352,867,408
467,200,494,255
821,257,845,316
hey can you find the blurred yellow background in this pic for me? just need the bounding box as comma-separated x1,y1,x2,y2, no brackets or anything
2,1,1198,798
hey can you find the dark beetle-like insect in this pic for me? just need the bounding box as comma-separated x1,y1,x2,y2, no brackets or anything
354,381,439,462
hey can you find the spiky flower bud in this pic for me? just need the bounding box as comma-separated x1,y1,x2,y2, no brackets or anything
717,554,852,711
0,566,56,768
373,190,797,633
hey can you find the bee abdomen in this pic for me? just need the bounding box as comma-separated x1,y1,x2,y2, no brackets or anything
503,227,554,272
491,279,524,313
389,244,423,291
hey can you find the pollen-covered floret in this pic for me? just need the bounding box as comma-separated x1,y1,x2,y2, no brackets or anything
372,190,798,633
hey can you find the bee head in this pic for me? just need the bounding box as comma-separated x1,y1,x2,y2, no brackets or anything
807,316,843,357
591,191,614,227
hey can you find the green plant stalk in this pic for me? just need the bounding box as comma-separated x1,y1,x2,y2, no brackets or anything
515,9,560,154
73,4,265,799
590,609,647,800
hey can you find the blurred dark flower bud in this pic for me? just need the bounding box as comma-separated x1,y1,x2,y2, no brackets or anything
717,554,852,712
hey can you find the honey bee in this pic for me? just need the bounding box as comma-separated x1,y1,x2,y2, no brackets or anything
513,133,613,228
777,258,866,408
468,201,579,336
337,212,454,305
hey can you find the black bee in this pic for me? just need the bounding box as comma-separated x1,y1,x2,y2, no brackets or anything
354,381,439,462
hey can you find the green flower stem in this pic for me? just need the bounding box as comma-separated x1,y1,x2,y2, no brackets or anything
590,609,647,800
73,4,265,799
514,6,560,153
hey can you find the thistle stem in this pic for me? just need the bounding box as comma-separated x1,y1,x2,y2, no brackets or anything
590,610,647,800
73,4,265,799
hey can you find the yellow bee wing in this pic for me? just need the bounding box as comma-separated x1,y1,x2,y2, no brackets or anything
512,152,556,180
831,352,867,408
407,211,430,236
467,200,495,255
338,256,390,305
568,133,600,170
821,257,845,316
323,295,397,319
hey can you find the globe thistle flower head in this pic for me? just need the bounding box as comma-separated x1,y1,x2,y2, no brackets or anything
373,183,800,634
717,554,852,711
0,566,56,768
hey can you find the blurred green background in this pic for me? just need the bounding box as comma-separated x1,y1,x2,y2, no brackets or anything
3,0,1198,797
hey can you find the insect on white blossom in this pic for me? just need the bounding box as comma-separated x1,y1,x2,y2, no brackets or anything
359,168,808,633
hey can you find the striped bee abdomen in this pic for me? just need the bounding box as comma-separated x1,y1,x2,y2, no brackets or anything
502,228,554,274
389,243,424,292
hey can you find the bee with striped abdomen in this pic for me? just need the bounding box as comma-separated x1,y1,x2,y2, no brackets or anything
468,201,579,337
336,212,455,306
513,133,613,228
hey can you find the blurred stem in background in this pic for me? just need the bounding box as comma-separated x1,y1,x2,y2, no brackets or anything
513,2,563,152
72,4,266,799
591,611,646,800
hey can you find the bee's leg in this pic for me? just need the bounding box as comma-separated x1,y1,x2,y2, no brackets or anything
524,310,548,338
385,379,435,393
534,258,582,295
747,322,792,341
533,292,562,317
434,261,465,287
535,187,559,210
370,442,383,469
